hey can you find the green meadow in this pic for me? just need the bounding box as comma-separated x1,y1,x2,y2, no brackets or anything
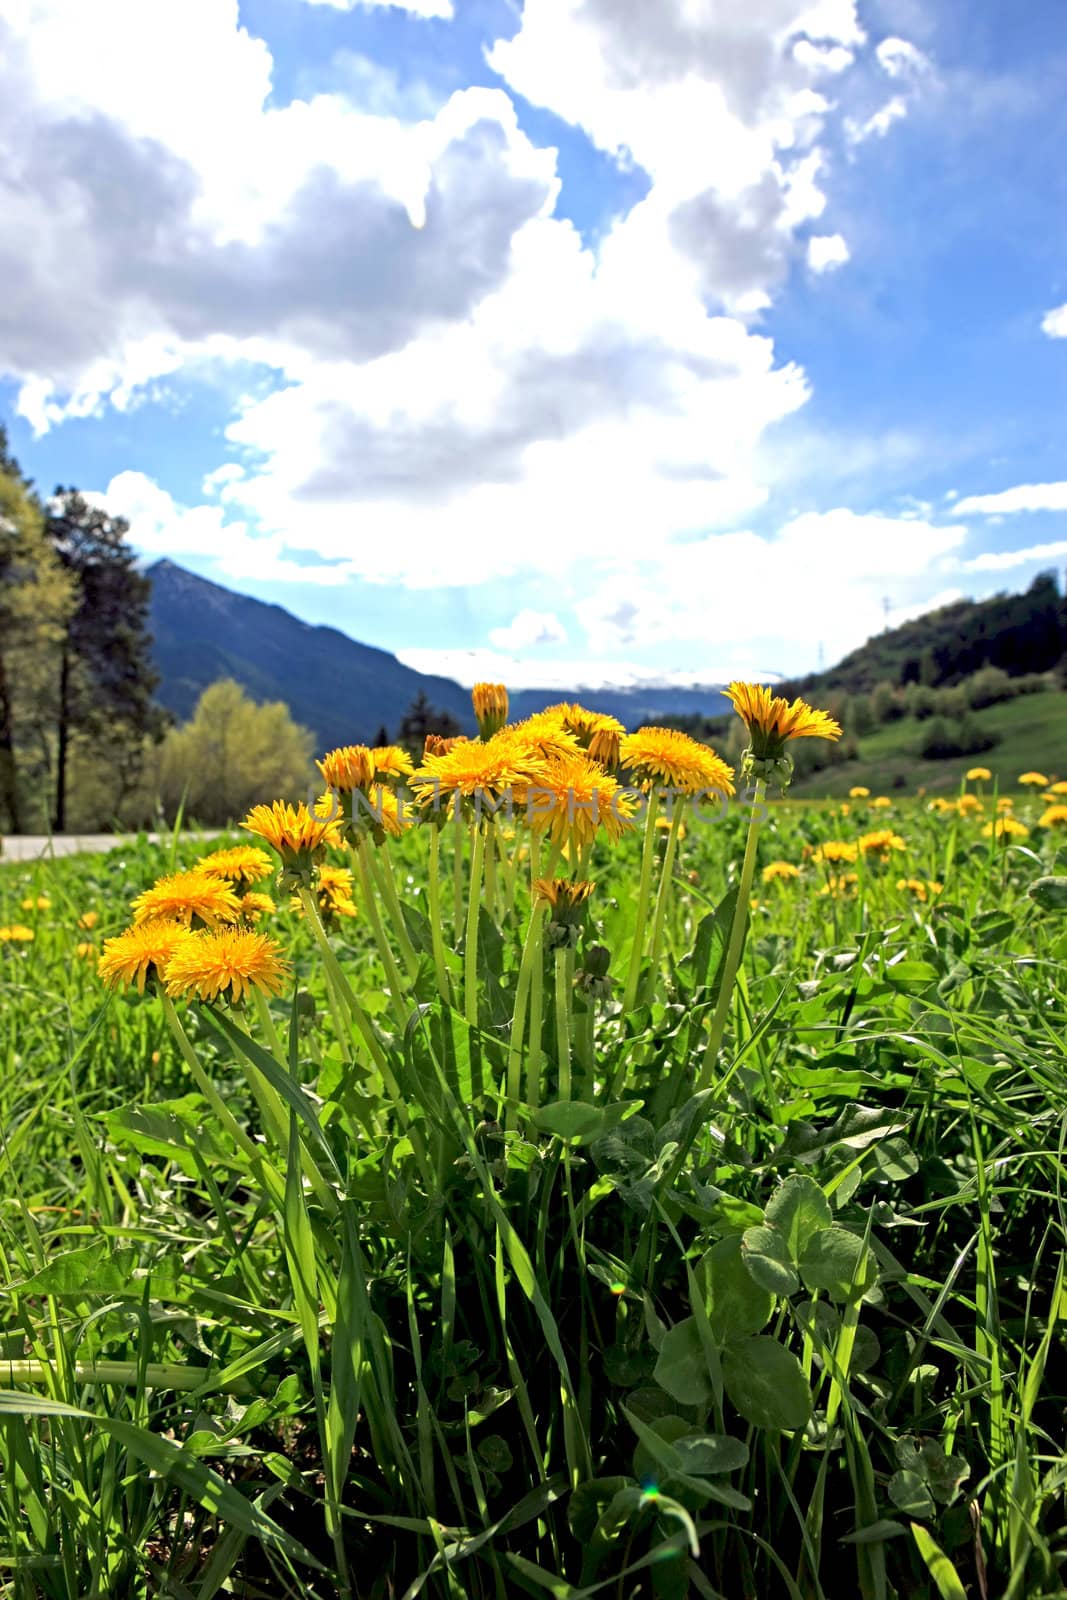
1,763,1067,1599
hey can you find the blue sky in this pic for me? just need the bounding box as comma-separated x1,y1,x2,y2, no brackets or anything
2,0,1065,690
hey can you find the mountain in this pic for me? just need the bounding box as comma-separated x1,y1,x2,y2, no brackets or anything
509,685,734,725
147,560,474,749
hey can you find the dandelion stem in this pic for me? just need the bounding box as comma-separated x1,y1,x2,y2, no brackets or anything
0,1360,254,1395
161,995,263,1171
447,799,463,942
245,992,337,1215
555,947,573,1103
622,788,660,1011
464,822,486,1029
484,822,497,921
353,837,409,1032
427,822,453,1005
697,779,766,1089
643,795,686,1003
527,926,545,1115
370,844,419,977
506,903,544,1131
296,889,393,1094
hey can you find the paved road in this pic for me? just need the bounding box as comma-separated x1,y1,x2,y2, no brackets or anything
1,832,220,863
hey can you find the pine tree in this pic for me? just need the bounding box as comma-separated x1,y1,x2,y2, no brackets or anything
0,468,74,832
397,691,462,753
45,488,162,831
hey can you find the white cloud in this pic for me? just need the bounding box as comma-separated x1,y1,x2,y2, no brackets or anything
962,540,1067,573
0,1,557,423
0,0,949,677
93,470,346,586
298,0,452,13
396,649,761,691
807,232,849,272
876,37,931,78
1041,303,1067,339
489,610,568,650
572,508,968,664
486,0,871,310
845,95,908,143
951,483,1067,516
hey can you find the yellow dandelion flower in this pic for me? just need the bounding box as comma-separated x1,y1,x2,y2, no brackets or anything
929,796,955,814
242,800,341,873
131,870,243,929
956,794,982,815
299,864,359,923
163,927,290,1005
98,920,192,994
928,880,944,896
849,786,870,798
424,733,464,757
897,877,929,901
812,839,859,865
527,752,636,851
619,727,735,797
75,940,96,960
871,796,892,809
77,911,99,930
966,767,992,782
1048,781,1067,796
20,895,50,911
411,730,545,818
196,845,275,888
1018,771,1048,787
541,703,626,767
318,744,376,792
859,829,906,859
0,924,35,942
370,787,412,839
996,796,1015,811
1039,805,1067,828
239,891,276,922
370,744,415,783
819,872,858,898
472,681,509,738
508,711,584,761
724,681,841,784
534,878,596,912
762,860,800,883
981,817,1029,842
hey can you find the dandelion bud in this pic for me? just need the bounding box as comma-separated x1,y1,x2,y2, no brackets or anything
472,682,509,739
575,943,613,1000
535,877,595,948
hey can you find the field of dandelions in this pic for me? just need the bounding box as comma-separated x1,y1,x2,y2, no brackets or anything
2,685,1067,1600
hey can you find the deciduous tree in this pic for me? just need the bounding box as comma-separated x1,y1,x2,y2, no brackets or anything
157,679,315,824
0,465,73,832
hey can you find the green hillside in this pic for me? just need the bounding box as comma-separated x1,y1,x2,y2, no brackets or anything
789,689,1067,796
781,570,1067,699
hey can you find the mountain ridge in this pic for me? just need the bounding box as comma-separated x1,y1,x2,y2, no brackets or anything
147,559,476,749
145,560,738,744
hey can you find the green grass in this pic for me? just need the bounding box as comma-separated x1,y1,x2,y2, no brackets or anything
791,689,1067,797
1,787,1067,1599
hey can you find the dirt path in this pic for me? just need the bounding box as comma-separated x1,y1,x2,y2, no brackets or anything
1,832,220,863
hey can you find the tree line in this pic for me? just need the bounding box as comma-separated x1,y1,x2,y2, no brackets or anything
1,422,466,834
782,571,1067,700
0,425,160,834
